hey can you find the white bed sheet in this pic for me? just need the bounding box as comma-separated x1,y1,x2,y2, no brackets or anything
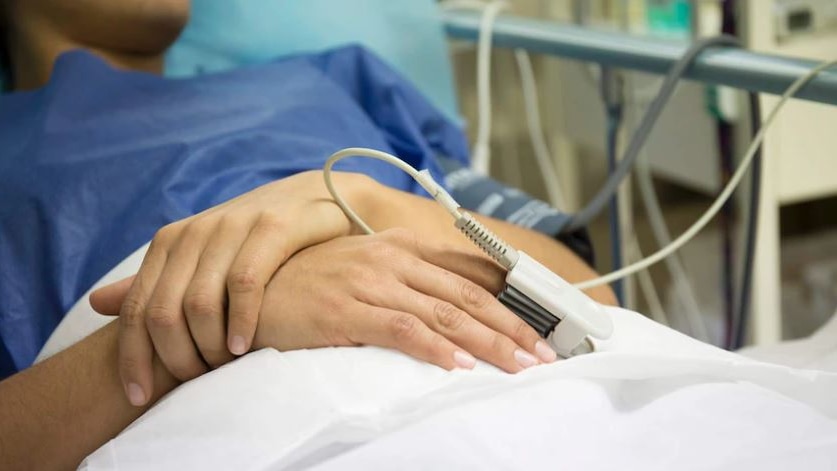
37,246,837,470
739,312,837,372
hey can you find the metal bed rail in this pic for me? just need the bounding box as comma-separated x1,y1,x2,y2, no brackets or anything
443,11,837,106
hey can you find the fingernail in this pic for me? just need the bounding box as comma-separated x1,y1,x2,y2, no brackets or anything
229,336,247,355
453,351,476,370
127,383,146,406
535,341,558,363
514,349,539,369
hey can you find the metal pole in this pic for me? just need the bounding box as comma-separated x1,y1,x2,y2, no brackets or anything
443,11,837,106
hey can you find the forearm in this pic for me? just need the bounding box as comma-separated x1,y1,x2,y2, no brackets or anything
353,177,617,305
0,320,179,470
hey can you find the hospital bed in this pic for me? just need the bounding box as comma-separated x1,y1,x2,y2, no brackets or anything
161,1,837,350
443,9,837,349
22,1,837,468
41,243,837,470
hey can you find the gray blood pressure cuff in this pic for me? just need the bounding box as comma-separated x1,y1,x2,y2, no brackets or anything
436,154,595,267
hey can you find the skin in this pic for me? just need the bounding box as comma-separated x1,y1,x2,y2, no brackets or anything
92,172,615,407
0,0,617,468
0,178,613,471
3,0,188,90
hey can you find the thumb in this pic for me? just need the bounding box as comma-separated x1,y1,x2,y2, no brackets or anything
89,275,136,315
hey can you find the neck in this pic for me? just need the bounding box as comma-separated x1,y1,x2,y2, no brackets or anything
8,14,165,91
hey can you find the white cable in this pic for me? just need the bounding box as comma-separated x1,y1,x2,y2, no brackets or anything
514,49,568,210
627,68,709,341
324,148,522,269
627,236,669,326
471,0,507,175
440,0,508,175
635,151,710,341
323,148,463,235
442,0,568,209
574,60,837,290
323,63,837,299
323,152,613,354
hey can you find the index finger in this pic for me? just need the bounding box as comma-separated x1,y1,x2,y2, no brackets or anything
117,250,167,406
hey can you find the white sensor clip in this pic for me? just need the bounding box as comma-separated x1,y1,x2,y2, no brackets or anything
502,252,613,357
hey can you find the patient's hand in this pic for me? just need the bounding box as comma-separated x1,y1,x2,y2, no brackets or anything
90,171,373,406
94,229,555,382
251,228,556,373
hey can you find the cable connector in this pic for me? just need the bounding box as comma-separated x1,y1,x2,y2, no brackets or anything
454,212,519,269
415,169,461,218
503,252,613,357
323,146,613,358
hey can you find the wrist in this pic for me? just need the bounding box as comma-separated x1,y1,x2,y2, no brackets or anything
326,171,382,236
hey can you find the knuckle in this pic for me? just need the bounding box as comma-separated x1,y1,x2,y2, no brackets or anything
145,304,178,329
513,318,534,340
217,214,238,232
119,298,146,328
227,269,260,294
152,223,178,247
256,212,285,233
459,280,491,309
390,314,420,342
491,331,509,352
180,220,207,241
345,264,378,288
119,355,143,375
434,302,466,331
184,292,220,320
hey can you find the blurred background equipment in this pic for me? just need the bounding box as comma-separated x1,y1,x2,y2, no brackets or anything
446,0,837,348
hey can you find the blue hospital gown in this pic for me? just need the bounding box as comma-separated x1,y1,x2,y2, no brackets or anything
0,46,587,379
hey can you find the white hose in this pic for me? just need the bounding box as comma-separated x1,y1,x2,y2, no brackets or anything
627,236,669,326
514,49,568,210
575,60,837,289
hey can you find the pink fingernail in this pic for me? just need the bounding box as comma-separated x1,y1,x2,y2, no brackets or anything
453,351,476,370
514,349,539,369
229,336,247,355
535,341,558,363
127,383,146,406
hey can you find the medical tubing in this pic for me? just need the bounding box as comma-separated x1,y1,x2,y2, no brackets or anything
717,117,736,346
472,0,507,175
562,35,742,233
442,1,568,209
628,236,670,326
323,148,463,235
601,67,626,305
732,92,763,350
573,60,837,290
437,0,504,174
629,70,710,342
634,145,710,342
322,148,519,270
627,80,761,345
439,0,505,174
606,112,625,304
514,49,567,210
